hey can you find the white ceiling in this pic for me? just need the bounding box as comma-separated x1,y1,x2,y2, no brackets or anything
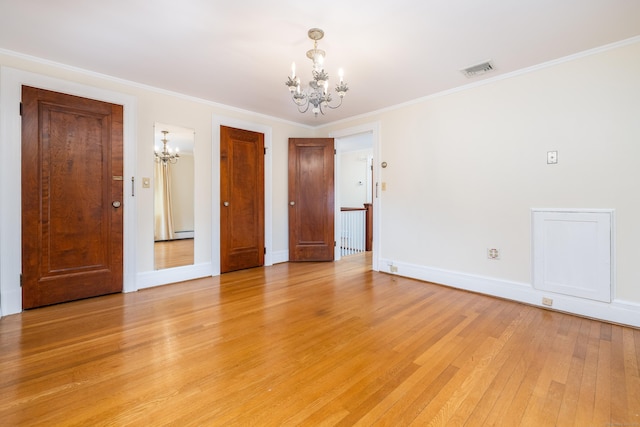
1,0,638,127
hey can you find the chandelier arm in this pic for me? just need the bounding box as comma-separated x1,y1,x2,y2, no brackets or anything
324,96,344,110
293,97,311,114
298,103,311,114
318,101,327,115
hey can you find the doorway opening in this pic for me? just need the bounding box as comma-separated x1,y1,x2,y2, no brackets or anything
336,134,373,258
332,122,380,272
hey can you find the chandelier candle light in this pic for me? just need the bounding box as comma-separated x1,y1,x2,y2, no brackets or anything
285,28,349,116
154,130,180,164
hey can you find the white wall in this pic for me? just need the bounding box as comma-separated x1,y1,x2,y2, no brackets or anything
322,40,640,326
339,148,372,207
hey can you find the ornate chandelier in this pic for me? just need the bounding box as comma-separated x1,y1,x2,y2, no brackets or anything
154,130,180,164
285,28,349,117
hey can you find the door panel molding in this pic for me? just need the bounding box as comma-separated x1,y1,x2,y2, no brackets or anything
220,126,264,272
211,115,273,276
22,86,123,308
288,138,335,262
0,67,137,315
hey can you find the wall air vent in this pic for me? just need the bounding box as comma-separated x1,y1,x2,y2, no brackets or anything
461,60,495,78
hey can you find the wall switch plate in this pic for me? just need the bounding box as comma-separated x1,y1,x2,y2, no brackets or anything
142,177,150,188
547,151,558,164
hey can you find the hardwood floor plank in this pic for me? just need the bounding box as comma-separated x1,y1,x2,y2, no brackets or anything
573,320,602,426
540,380,565,425
610,325,629,424
1,253,638,426
347,316,477,425
458,306,539,426
593,338,612,425
555,319,590,426
467,308,545,426
520,312,582,425
490,310,563,426
622,328,640,427
408,305,525,426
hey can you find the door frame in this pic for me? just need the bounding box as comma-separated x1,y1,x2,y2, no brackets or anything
330,122,381,272
212,115,272,276
0,67,137,316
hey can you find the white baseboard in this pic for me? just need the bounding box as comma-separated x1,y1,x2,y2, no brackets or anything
271,250,289,264
0,286,22,316
136,262,213,290
169,231,195,240
379,258,640,328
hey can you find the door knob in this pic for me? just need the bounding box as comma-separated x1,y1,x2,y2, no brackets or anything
289,201,295,206
223,201,230,207
112,201,121,208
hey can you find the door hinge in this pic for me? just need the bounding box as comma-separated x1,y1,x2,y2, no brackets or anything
334,241,337,247
264,247,266,254
334,149,337,155
264,148,267,155
19,102,23,116
20,274,23,287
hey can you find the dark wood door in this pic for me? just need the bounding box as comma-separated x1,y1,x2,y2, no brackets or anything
21,86,124,309
288,138,335,261
220,126,264,273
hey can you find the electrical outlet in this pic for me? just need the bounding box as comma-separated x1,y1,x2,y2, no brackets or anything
390,265,398,273
547,151,558,164
487,248,500,260
542,297,553,307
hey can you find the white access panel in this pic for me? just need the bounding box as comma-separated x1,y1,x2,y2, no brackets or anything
532,210,612,303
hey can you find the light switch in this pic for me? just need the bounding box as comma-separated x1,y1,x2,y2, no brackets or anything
142,177,150,188
547,151,558,164
381,182,387,191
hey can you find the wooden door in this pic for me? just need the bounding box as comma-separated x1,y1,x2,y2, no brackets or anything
21,86,124,309
220,126,264,272
288,138,335,261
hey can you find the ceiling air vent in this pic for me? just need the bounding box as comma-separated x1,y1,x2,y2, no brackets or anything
461,60,494,78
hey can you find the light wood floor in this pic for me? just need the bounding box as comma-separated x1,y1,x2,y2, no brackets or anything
154,238,194,269
1,253,638,426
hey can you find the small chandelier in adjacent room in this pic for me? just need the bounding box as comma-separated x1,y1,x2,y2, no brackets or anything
154,130,180,164
285,28,349,117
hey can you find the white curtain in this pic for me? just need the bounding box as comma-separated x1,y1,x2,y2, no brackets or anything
154,161,175,241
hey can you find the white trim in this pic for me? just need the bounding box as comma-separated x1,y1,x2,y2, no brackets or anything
379,258,640,328
330,122,381,271
211,116,273,276
0,66,138,315
333,139,341,262
271,250,289,265
136,262,213,289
